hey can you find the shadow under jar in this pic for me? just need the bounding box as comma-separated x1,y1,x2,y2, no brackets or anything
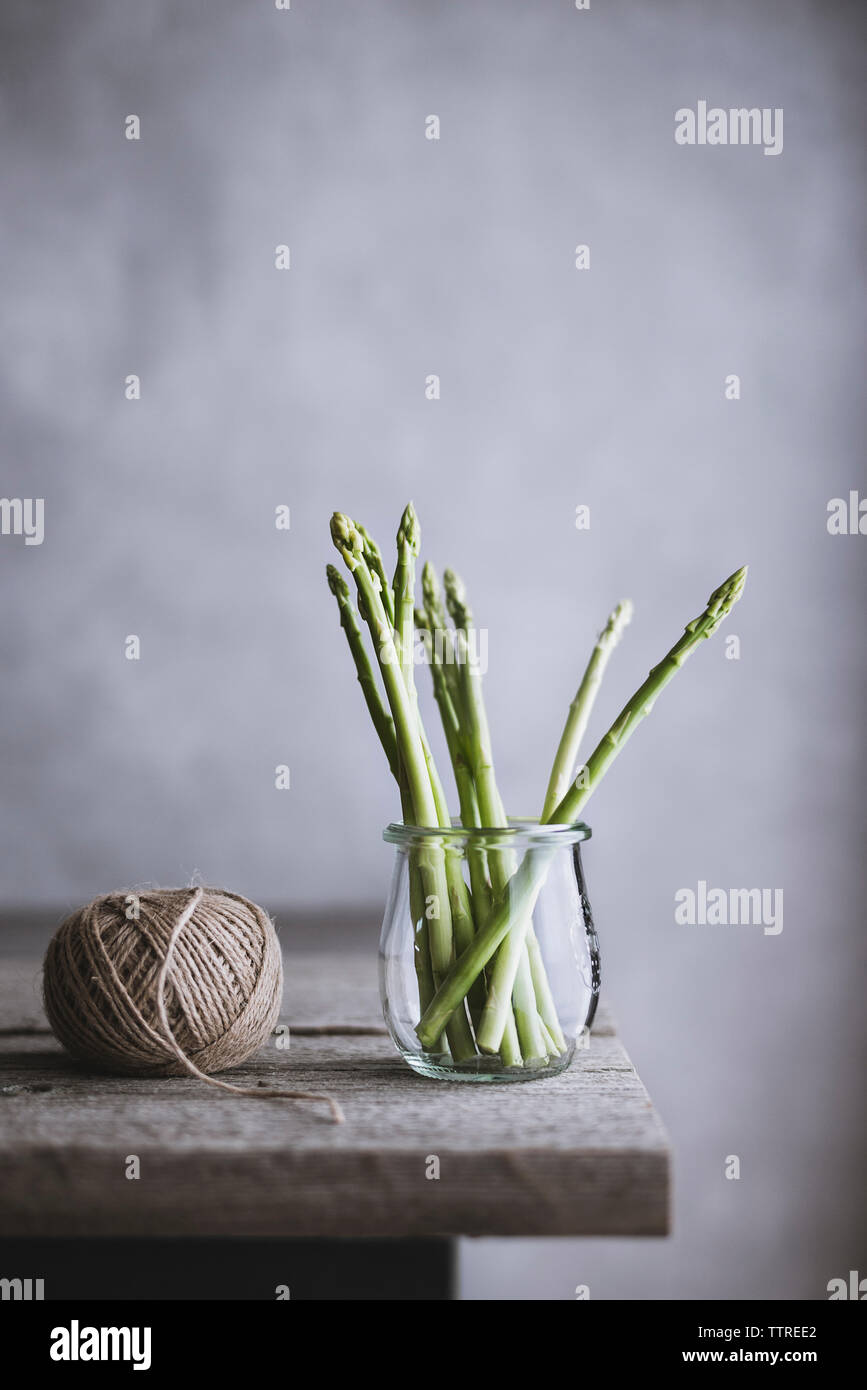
379,820,599,1081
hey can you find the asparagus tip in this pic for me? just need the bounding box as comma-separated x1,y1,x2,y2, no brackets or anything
330,512,363,567
421,559,439,605
354,520,377,554
326,563,349,599
602,597,633,645
705,565,748,634
443,567,472,627
397,501,420,556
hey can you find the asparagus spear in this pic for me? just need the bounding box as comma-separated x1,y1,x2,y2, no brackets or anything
415,590,482,870
330,513,476,1060
415,601,502,1040
393,503,419,704
444,569,548,1063
327,565,399,779
419,563,495,920
414,605,487,900
332,514,436,821
489,596,632,1053
389,515,453,844
388,515,478,977
549,566,748,824
418,564,748,1051
420,560,519,1050
326,564,438,1019
356,522,395,628
541,599,633,821
444,564,566,1050
417,567,520,1060
421,561,465,719
443,570,508,828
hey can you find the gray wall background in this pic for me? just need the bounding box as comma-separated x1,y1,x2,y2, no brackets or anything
1,0,865,1299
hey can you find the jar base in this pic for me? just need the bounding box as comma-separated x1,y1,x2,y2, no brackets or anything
400,1044,575,1083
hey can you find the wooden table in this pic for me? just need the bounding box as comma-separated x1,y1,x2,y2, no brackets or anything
0,949,670,1299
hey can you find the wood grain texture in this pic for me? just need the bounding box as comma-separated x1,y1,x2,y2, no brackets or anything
0,950,667,1239
0,957,46,1033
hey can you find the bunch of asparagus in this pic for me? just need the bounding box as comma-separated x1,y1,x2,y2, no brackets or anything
328,504,746,1067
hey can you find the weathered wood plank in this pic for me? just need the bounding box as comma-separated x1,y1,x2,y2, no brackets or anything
0,1038,667,1237
0,957,45,1032
0,951,663,1238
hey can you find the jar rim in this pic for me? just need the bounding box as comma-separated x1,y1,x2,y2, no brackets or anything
383,817,591,847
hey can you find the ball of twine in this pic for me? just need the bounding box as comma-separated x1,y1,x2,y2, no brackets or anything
42,886,342,1122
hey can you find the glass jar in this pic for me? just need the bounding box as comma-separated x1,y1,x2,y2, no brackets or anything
379,820,598,1081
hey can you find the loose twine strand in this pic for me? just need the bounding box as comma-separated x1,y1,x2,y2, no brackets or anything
155,888,344,1124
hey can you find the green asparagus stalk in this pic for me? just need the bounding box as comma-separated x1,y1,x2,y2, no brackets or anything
338,509,476,1050
488,596,631,1054
444,569,548,1063
443,570,507,829
419,563,493,914
330,513,476,1060
326,564,439,1024
327,565,399,779
421,561,465,720
439,569,561,1056
393,503,419,704
400,783,437,1014
418,567,525,1058
356,522,395,629
415,602,500,1039
388,514,477,976
418,564,748,1051
541,599,633,822
548,566,748,824
389,515,453,847
332,514,436,822
434,561,561,1059
415,590,483,890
